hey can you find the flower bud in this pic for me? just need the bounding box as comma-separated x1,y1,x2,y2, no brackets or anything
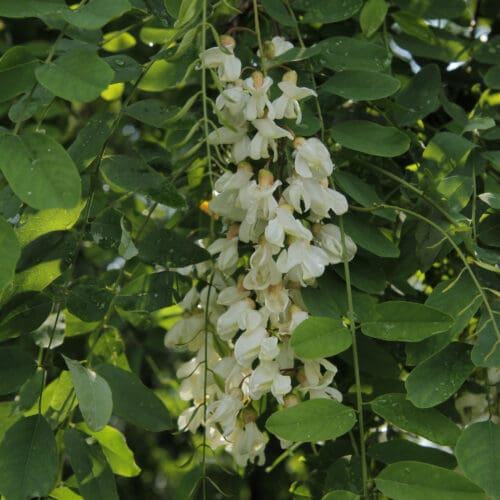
220,34,236,49
237,161,253,174
282,70,298,85
252,70,264,89
284,394,299,408
263,40,276,59
293,136,306,149
258,168,274,187
227,223,240,240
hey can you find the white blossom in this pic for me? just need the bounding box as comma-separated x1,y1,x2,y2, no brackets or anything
294,137,334,178
244,71,275,120
200,35,241,82
250,117,294,161
248,360,291,403
313,223,357,264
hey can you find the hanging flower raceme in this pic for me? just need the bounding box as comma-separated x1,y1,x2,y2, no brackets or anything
165,33,357,468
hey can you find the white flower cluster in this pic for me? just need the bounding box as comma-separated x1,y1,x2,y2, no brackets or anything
164,36,357,467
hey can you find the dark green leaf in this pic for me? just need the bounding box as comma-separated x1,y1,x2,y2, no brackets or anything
138,228,210,267
392,11,436,43
273,45,321,65
261,0,296,27
341,213,400,258
394,64,441,126
105,55,142,83
291,317,351,358
0,415,58,500
125,99,181,128
423,132,476,175
478,213,500,246
0,216,20,289
36,49,114,102
0,347,36,394
332,120,410,157
362,301,453,342
405,343,474,408
367,440,457,469
61,0,131,30
293,0,362,23
64,356,113,432
392,0,466,18
67,284,113,322
473,35,500,64
376,461,485,500
101,155,184,207
322,70,400,101
471,306,500,367
455,421,500,499
64,428,119,500
0,132,81,209
323,491,360,500
360,0,388,37
317,37,391,72
0,46,39,102
371,394,460,445
95,363,171,431
483,65,500,89
266,399,356,442
0,0,66,17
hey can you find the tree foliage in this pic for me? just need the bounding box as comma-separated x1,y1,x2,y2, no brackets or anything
0,0,498,499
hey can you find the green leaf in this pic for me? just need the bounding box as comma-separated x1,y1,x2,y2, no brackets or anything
101,155,184,207
14,259,63,293
0,415,58,500
473,35,500,64
0,216,20,289
0,132,81,210
332,120,410,157
0,347,36,395
371,394,460,446
362,301,453,342
50,486,83,500
0,0,66,17
405,343,474,408
105,55,142,83
293,0,362,23
64,428,119,500
36,49,114,102
125,99,181,127
8,85,53,123
0,292,52,342
291,317,351,358
0,46,39,102
455,421,500,499
67,284,113,322
483,65,500,90
273,45,322,65
76,423,141,477
317,37,390,72
478,213,500,247
261,0,297,27
63,356,113,432
137,59,191,92
68,112,113,169
360,0,388,37
323,491,360,500
138,228,210,267
266,399,356,442
89,327,130,370
471,307,500,368
61,0,131,30
394,64,441,126
367,440,457,469
376,461,486,500
392,11,436,43
437,175,473,212
392,0,466,18
341,213,400,258
95,363,171,431
322,70,400,101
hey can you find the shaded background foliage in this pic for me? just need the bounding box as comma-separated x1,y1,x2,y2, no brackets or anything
0,0,498,499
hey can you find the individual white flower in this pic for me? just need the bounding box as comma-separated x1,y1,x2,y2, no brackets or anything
179,286,200,311
298,359,342,401
243,242,282,290
313,223,357,264
178,405,204,433
273,71,317,124
264,205,312,247
164,314,205,349
293,137,334,178
263,283,290,315
216,298,255,341
207,124,250,164
227,419,266,467
217,279,250,306
214,162,253,192
250,118,294,161
455,391,490,424
244,71,275,121
206,388,244,436
234,327,268,367
260,36,294,59
213,356,251,393
207,224,240,275
239,170,282,242
248,360,291,404
200,35,241,82
216,81,248,120
277,239,330,282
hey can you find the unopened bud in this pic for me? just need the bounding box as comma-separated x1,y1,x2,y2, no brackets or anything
244,297,256,309
237,161,253,174
263,40,276,59
282,70,298,84
293,137,306,149
227,223,240,240
220,34,236,50
242,406,258,424
284,394,299,408
258,168,274,187
311,223,322,236
236,274,246,292
252,70,264,89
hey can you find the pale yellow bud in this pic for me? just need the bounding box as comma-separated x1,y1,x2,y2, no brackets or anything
282,70,298,84
293,136,306,149
252,70,264,89
220,34,236,50
284,394,299,408
227,223,240,240
258,168,274,187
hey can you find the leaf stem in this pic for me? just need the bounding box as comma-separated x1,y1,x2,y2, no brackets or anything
339,215,368,498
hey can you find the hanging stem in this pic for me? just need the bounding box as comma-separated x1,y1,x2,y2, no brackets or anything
339,215,368,498
252,0,266,74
